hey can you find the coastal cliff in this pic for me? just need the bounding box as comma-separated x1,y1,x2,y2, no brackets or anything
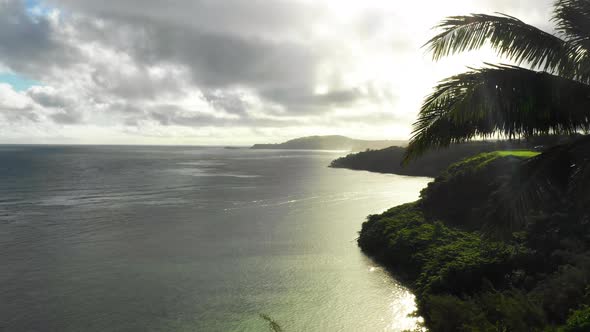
331,137,581,178
359,150,590,331
330,142,527,177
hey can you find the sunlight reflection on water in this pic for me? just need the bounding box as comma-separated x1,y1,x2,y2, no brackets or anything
0,146,431,331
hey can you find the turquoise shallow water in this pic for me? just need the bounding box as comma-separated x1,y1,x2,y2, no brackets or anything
0,146,431,331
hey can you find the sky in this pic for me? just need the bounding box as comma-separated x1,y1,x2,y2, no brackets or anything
0,0,553,145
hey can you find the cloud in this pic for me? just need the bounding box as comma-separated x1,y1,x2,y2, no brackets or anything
0,83,32,110
0,0,78,75
27,86,68,108
0,0,558,144
48,0,320,40
0,83,40,123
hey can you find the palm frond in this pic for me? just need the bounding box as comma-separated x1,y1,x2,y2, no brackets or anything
554,0,590,43
486,135,590,233
426,14,575,74
404,65,590,162
553,0,590,81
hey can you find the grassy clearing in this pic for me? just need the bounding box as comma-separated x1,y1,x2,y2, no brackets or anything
495,150,540,158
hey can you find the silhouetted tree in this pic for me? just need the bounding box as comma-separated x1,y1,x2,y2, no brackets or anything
404,0,590,231
405,0,590,160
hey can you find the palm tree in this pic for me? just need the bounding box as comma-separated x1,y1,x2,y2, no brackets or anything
404,0,590,230
404,0,590,160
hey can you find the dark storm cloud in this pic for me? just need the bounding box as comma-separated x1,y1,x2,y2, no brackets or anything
89,61,187,101
27,88,68,108
145,107,292,128
25,86,84,124
50,110,81,124
143,27,317,91
202,90,248,116
0,0,404,130
43,0,343,113
261,87,364,114
0,0,558,142
0,0,334,115
0,0,77,75
49,0,318,39
0,1,52,61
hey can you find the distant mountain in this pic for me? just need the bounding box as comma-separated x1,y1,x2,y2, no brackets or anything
251,135,407,151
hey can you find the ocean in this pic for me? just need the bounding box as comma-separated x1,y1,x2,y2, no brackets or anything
0,146,431,331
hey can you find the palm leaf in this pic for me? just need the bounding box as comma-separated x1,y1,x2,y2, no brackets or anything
410,1,590,235
404,65,590,162
485,135,590,234
554,0,590,44
553,0,590,82
426,13,576,75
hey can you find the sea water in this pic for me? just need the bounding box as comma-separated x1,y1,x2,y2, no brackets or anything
0,146,431,331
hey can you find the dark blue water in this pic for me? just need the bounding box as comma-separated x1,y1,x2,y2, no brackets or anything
0,146,430,331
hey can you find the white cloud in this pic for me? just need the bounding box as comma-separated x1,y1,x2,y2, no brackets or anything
0,0,555,144
0,83,31,109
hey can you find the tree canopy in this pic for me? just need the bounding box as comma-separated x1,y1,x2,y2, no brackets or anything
404,0,590,161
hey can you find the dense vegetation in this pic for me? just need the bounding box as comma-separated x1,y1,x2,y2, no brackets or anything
330,141,531,177
358,149,590,331
356,0,590,330
403,0,590,162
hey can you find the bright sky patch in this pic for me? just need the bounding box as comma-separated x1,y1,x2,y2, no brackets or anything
0,73,41,91
25,0,52,17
